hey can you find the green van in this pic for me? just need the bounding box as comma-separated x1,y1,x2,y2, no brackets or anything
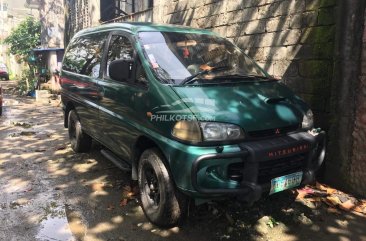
61,22,326,227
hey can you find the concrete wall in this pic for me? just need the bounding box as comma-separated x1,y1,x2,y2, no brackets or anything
350,9,366,195
64,0,98,45
89,0,101,27
40,0,65,48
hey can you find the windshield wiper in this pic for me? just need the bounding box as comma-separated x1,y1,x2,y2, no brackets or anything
180,65,231,85
215,74,270,79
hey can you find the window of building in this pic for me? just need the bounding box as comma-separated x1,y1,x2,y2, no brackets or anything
100,0,154,22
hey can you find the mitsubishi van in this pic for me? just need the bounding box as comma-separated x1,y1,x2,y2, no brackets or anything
61,22,326,227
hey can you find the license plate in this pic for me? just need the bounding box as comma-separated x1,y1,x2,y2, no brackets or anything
269,171,303,195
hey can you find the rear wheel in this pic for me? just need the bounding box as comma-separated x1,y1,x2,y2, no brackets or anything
138,148,188,227
68,110,92,152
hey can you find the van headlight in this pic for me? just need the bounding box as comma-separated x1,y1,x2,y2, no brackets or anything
172,121,245,142
172,121,202,142
200,122,245,141
302,109,314,129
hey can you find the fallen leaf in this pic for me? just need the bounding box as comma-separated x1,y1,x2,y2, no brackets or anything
35,149,46,152
12,122,33,128
91,183,104,192
296,188,310,199
339,200,355,211
121,186,135,199
304,197,323,203
325,196,341,207
119,185,139,207
20,131,36,136
315,182,324,190
56,146,66,150
316,182,337,194
353,203,366,214
327,207,341,214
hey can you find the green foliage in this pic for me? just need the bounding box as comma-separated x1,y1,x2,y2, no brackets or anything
267,217,279,228
3,17,41,63
17,69,37,95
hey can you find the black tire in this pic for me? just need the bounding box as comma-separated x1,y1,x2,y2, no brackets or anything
68,110,92,153
0,106,2,116
138,148,188,227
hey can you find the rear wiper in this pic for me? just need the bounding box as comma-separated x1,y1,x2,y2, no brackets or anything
180,65,231,85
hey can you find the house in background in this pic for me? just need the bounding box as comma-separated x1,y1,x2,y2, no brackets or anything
31,0,64,89
64,0,153,45
0,0,39,79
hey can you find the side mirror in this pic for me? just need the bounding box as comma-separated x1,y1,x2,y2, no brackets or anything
109,59,133,82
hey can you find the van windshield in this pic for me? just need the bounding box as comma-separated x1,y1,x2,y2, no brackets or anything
138,31,268,85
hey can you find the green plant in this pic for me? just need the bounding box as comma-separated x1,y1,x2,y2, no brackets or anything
17,69,37,95
3,17,41,91
3,17,41,63
267,217,279,228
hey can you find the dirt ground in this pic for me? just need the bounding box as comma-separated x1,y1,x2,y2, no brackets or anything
0,80,366,241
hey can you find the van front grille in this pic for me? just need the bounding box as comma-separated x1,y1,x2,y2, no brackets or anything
227,154,306,184
248,125,299,139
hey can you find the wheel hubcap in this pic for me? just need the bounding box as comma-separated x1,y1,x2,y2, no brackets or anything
144,166,160,207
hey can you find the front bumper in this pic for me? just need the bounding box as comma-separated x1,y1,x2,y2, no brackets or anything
181,130,326,203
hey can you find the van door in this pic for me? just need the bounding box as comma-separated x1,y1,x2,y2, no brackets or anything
62,33,108,140
98,32,149,161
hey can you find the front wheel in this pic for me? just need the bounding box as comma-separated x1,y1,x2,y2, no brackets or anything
68,110,92,153
138,148,188,227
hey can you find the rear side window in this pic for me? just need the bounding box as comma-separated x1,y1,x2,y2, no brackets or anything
63,32,107,77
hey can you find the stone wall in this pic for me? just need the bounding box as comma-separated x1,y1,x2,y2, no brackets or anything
149,0,337,128
350,10,366,195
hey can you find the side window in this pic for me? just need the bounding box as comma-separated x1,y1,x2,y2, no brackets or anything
63,33,107,77
62,39,81,73
106,35,134,79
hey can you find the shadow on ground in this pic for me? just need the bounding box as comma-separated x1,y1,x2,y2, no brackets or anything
0,81,365,241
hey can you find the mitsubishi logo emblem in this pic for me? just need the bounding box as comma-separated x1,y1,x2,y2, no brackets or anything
275,128,281,134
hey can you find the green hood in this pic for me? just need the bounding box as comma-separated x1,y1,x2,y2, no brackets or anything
171,81,307,132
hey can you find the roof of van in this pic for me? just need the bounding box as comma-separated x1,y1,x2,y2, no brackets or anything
74,22,217,38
